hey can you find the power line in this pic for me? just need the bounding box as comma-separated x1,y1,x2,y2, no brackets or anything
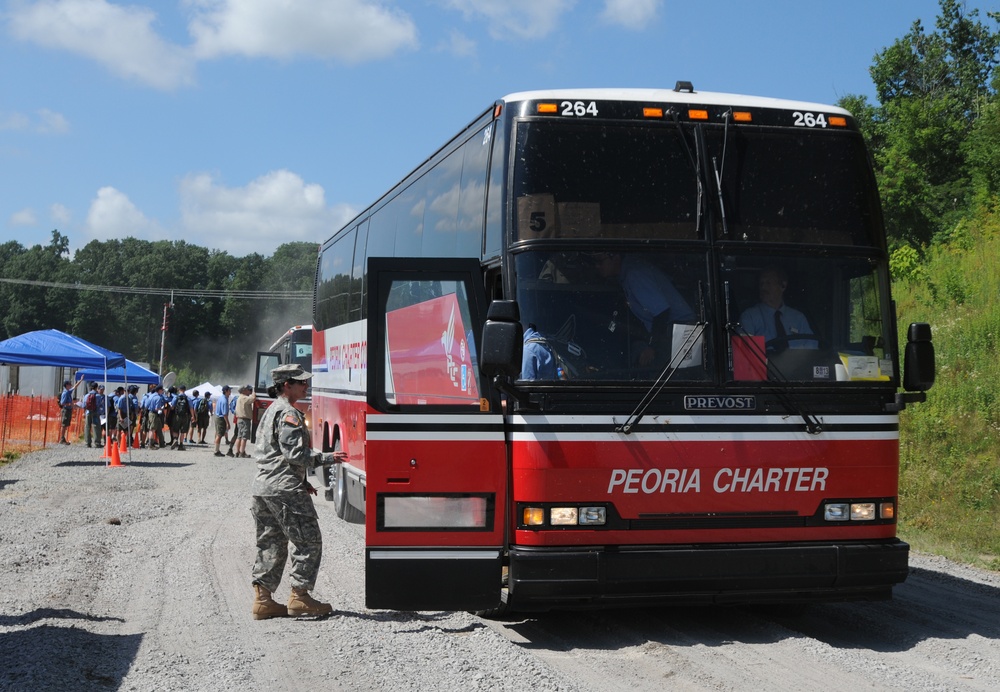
0,277,310,301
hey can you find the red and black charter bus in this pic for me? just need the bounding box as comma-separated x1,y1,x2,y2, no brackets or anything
310,85,935,613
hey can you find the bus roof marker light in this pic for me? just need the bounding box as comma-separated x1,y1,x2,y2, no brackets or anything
688,109,709,121
733,111,752,123
643,107,664,118
829,116,847,127
537,103,559,114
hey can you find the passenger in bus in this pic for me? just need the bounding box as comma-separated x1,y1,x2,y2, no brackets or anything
522,324,558,379
592,252,696,368
739,266,818,351
251,364,344,620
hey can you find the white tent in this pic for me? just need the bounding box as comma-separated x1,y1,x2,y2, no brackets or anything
189,382,224,400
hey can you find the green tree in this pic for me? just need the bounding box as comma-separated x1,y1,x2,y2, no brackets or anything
861,1,1000,246
0,231,74,338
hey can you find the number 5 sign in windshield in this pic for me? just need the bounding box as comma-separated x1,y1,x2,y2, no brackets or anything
385,291,480,406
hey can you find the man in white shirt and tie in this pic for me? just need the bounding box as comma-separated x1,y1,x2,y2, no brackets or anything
739,267,817,352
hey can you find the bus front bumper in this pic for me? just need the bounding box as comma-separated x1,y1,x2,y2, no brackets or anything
506,540,909,610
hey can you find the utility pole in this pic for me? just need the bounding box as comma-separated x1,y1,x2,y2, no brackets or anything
158,291,174,377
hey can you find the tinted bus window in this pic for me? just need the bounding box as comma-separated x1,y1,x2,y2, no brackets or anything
421,150,463,257
316,229,356,330
514,249,710,382
724,254,892,382
484,121,504,259
708,129,880,246
512,121,702,242
394,178,427,258
457,125,492,258
352,220,369,321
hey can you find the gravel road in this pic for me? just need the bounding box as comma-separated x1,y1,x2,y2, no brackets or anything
1,442,999,691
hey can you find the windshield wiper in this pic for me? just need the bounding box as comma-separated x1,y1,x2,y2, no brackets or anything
724,280,821,433
712,109,732,236
617,322,707,434
667,108,704,235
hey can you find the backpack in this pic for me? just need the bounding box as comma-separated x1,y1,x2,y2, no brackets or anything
196,398,209,415
85,392,97,412
174,395,190,416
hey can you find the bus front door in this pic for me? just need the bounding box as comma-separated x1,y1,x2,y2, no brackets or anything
365,257,507,611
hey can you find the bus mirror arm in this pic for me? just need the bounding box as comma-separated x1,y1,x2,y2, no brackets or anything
491,376,530,409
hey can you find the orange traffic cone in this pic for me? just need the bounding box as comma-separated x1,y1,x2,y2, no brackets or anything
132,428,141,449
108,440,124,467
119,433,128,454
101,436,112,459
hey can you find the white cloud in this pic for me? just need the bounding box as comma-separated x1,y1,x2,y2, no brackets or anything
9,208,38,227
186,0,418,63
0,108,69,133
7,0,196,90
178,170,355,256
84,186,162,241
35,108,70,134
51,203,72,224
0,112,31,131
441,0,575,40
439,29,476,59
600,0,661,30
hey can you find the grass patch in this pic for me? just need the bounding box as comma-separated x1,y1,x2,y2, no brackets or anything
894,209,1000,571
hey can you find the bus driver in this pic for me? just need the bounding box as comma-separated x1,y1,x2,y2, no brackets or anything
739,267,817,351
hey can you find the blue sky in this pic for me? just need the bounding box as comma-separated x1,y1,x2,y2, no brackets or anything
0,0,986,258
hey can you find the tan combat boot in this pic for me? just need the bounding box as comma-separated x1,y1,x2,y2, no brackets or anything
252,584,288,620
287,587,333,617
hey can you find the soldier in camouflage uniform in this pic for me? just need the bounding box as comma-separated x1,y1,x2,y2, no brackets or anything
250,363,343,619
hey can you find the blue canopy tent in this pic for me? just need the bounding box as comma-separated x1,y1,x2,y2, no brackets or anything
75,359,159,386
0,330,127,455
0,329,125,370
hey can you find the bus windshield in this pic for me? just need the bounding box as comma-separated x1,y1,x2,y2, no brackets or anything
512,120,880,246
514,249,892,384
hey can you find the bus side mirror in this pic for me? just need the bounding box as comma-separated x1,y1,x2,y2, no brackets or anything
480,300,523,379
903,322,934,392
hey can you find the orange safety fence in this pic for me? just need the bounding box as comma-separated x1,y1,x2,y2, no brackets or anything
0,394,85,456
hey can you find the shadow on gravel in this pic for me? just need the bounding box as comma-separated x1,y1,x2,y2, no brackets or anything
54,460,192,469
0,479,17,490
0,607,124,626
0,623,141,689
497,566,1000,654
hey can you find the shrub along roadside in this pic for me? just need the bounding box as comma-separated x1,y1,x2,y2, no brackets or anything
894,209,1000,571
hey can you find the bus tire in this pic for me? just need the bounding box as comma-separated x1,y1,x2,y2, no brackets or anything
472,597,513,620
333,464,364,524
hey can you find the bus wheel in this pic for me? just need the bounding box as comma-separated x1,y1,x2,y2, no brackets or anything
472,592,513,619
333,464,364,523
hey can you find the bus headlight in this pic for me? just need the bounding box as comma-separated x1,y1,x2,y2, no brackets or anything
578,506,607,525
824,503,849,521
520,505,609,527
550,507,578,525
823,501,888,522
850,503,876,521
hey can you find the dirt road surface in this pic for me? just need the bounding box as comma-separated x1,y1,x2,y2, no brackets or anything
1,443,998,691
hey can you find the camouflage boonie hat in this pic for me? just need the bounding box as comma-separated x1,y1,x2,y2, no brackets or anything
271,363,313,384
